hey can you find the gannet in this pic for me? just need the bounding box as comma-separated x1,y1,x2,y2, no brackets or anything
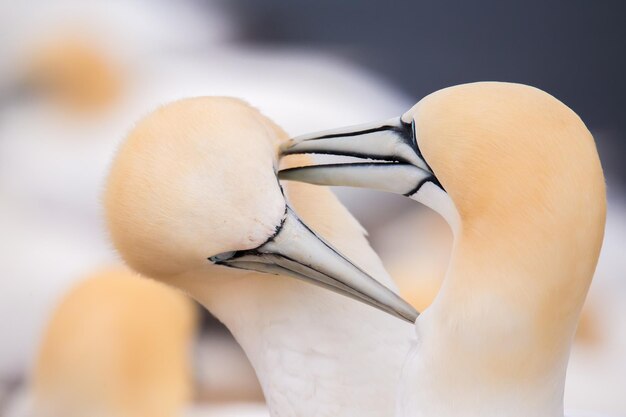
105,97,417,417
0,0,410,382
279,82,607,417
4,267,196,417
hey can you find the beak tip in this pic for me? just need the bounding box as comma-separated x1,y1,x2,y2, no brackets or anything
406,310,419,323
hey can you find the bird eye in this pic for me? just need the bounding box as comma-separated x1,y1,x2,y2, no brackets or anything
208,251,237,263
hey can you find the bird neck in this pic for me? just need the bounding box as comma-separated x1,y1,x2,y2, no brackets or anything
398,204,604,417
173,268,413,417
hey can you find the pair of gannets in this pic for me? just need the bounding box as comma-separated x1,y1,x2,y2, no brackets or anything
105,82,606,417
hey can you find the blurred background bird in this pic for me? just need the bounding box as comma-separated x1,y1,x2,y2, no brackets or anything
0,0,624,416
3,267,197,417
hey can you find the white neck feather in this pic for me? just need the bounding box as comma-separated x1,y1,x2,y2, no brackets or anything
397,275,569,417
179,269,414,417
402,183,579,417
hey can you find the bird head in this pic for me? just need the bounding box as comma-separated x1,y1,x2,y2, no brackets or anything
280,82,606,329
105,97,417,323
280,82,605,253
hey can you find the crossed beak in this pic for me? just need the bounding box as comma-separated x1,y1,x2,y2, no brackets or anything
278,116,442,197
213,115,449,325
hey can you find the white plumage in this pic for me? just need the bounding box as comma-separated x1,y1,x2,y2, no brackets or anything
280,82,607,417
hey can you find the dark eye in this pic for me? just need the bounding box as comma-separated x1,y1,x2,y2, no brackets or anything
208,251,237,263
411,120,418,149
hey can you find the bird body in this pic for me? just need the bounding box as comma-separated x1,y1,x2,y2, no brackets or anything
400,85,605,417
202,177,413,416
280,82,607,417
105,98,415,417
0,13,410,382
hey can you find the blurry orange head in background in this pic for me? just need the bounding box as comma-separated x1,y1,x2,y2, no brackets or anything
33,267,197,417
22,35,123,114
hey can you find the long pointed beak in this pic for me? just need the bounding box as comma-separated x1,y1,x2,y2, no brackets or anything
278,116,442,197
210,206,419,323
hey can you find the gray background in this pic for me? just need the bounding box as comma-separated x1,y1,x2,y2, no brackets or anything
219,0,626,188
